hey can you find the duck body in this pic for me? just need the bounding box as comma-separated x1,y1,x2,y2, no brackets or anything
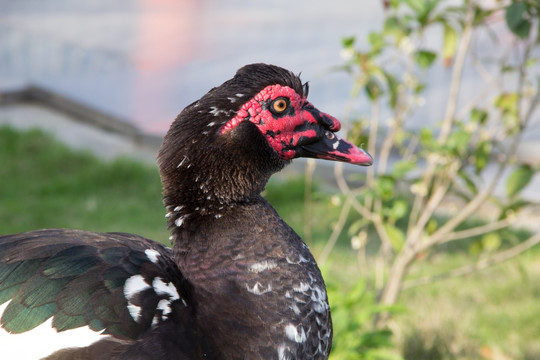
173,196,332,359
0,64,372,359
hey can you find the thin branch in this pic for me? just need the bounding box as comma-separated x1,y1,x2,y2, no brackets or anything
425,40,538,250
334,163,393,249
402,133,419,162
377,80,408,175
468,40,505,96
521,50,540,126
351,199,393,254
438,8,474,143
362,99,382,216
367,100,380,187
524,88,540,126
319,198,352,266
421,162,508,252
377,118,396,175
334,163,373,221
407,179,426,236
436,217,516,244
409,8,474,230
403,231,540,289
407,176,453,247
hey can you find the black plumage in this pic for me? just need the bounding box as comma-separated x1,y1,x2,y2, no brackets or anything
0,63,372,359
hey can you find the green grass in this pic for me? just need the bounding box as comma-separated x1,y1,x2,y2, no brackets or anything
1,126,539,359
397,250,540,359
0,126,168,242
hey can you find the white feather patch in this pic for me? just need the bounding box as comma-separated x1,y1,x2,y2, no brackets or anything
124,274,151,322
248,260,277,273
144,249,160,264
245,281,272,295
175,215,187,228
310,286,329,314
124,274,150,299
0,301,105,360
152,278,180,300
156,299,172,317
277,344,291,360
284,323,307,343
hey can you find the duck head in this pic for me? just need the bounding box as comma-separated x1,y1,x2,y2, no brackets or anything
158,64,372,228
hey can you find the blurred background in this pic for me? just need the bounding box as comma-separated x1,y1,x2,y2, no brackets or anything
1,1,540,359
0,0,384,134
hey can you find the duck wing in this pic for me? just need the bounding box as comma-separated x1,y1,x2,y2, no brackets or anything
0,228,217,359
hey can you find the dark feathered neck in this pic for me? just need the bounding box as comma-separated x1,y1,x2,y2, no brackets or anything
158,115,288,234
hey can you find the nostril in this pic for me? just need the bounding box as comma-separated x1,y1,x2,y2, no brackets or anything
324,130,335,140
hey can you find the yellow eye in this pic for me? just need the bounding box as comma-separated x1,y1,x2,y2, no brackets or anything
272,98,288,113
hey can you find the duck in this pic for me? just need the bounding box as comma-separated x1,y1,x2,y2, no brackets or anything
0,63,372,360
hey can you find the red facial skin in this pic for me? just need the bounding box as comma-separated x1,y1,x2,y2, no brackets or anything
221,85,373,166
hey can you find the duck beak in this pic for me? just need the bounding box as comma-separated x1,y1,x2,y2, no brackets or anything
295,104,373,166
299,131,373,166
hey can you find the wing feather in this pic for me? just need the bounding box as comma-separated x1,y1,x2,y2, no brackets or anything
0,229,187,339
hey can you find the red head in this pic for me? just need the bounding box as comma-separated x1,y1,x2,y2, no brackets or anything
220,83,372,165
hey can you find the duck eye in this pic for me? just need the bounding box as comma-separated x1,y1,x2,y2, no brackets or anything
271,98,288,113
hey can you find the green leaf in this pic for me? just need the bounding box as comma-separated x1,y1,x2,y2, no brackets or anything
368,32,384,50
442,24,458,61
375,176,396,200
342,36,356,48
474,141,492,174
347,119,370,148
384,16,408,40
388,0,401,10
383,71,399,109
469,240,483,255
458,170,478,195
426,219,438,235
501,64,517,73
506,2,527,28
402,0,425,14
506,165,534,198
389,199,409,221
481,233,502,252
526,58,538,68
474,141,491,174
446,128,471,155
403,0,438,24
473,6,496,25
414,81,427,94
505,2,531,39
419,127,434,145
494,93,519,133
415,50,437,69
500,198,531,219
348,219,368,237
392,160,416,178
383,224,405,252
470,108,488,125
365,78,383,100
495,93,518,112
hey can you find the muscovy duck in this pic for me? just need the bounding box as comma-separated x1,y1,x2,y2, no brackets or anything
0,63,372,360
